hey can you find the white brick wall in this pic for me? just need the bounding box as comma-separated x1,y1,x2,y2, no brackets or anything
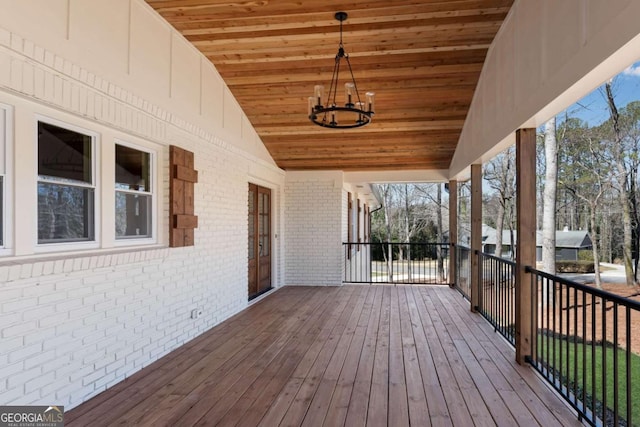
0,22,284,410
284,172,343,285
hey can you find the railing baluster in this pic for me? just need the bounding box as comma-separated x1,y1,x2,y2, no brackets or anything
582,291,586,412
342,242,453,285
613,303,618,426
558,281,562,389
602,296,607,425
522,267,640,426
626,305,632,427
471,252,516,345
592,293,596,421
535,274,539,372
544,278,555,382
565,284,570,402
573,286,578,407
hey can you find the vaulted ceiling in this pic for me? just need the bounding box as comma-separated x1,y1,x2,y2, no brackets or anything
146,0,514,171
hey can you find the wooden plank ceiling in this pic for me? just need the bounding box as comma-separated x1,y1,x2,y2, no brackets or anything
146,0,513,171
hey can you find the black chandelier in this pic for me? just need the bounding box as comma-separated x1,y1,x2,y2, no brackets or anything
308,12,375,129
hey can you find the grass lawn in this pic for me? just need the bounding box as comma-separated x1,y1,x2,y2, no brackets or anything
537,335,640,425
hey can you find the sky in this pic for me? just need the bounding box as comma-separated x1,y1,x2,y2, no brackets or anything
561,60,640,127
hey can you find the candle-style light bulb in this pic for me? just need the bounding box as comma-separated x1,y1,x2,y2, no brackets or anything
366,92,375,113
345,82,355,108
330,110,337,126
308,97,316,118
314,85,324,108
355,101,365,124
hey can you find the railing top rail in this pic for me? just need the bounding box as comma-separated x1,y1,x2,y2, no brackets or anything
453,243,471,250
527,265,640,310
478,252,516,267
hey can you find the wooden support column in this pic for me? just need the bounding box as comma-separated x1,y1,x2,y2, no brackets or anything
516,128,537,365
470,165,482,312
448,180,458,287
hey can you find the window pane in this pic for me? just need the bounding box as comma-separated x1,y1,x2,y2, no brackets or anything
38,182,94,242
115,192,151,238
261,235,269,256
38,122,92,183
116,144,150,191
248,237,255,259
248,189,255,214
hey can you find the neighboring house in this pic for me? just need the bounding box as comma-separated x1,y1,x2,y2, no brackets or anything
482,225,592,261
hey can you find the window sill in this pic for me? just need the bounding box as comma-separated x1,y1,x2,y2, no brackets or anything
114,237,157,247
0,244,169,269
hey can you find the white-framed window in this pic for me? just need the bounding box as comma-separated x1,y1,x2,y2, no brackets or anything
0,103,12,254
37,119,97,245
115,141,154,240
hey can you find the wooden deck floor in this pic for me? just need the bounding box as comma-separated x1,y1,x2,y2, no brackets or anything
66,285,582,426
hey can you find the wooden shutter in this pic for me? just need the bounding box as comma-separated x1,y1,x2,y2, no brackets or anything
170,145,198,247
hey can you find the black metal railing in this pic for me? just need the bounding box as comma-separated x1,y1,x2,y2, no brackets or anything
528,267,640,427
454,245,471,299
342,242,450,285
448,247,640,426
478,252,516,346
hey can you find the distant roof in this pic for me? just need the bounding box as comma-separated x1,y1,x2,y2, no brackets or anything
482,225,592,248
551,230,592,248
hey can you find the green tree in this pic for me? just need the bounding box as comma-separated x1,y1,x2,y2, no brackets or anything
558,117,611,288
599,81,640,286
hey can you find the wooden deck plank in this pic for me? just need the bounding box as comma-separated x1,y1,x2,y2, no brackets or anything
444,288,582,426
412,287,476,426
398,287,431,426
127,287,334,426
214,289,347,426
253,377,303,425
322,286,377,426
437,288,540,426
114,331,276,426
298,286,370,426
343,286,383,427
279,287,365,426
366,286,391,427
406,286,452,426
388,287,411,426
258,287,357,426
182,287,342,426
426,295,497,426
67,285,581,427
432,290,518,427
66,287,312,426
